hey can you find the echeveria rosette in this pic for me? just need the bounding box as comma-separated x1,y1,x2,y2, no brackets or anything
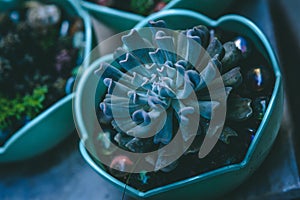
95,20,252,172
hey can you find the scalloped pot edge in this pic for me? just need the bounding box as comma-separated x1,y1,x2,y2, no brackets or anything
76,9,283,199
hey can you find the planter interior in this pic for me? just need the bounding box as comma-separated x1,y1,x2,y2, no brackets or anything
0,0,92,162
75,9,283,200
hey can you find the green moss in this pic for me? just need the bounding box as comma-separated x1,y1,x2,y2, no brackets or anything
0,86,48,130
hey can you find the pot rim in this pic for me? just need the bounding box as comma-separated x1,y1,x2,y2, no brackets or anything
75,9,283,198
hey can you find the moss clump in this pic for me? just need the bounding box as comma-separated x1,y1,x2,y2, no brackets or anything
0,86,48,131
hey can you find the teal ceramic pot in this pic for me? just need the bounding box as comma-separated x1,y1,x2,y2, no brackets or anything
75,9,283,199
80,0,236,32
0,0,92,162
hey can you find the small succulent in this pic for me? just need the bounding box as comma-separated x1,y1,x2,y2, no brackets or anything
25,1,61,28
95,20,257,173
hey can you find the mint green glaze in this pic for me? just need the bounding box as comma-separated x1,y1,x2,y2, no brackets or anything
162,0,236,18
80,0,236,32
76,9,283,199
0,0,92,162
80,0,144,32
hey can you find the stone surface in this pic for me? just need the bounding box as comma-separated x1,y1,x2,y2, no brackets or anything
0,135,132,200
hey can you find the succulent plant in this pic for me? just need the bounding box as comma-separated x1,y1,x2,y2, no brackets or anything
94,20,257,173
25,1,61,28
54,48,78,78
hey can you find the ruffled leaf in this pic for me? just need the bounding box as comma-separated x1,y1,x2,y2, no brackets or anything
227,97,253,121
221,41,242,71
219,126,238,144
221,67,243,88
